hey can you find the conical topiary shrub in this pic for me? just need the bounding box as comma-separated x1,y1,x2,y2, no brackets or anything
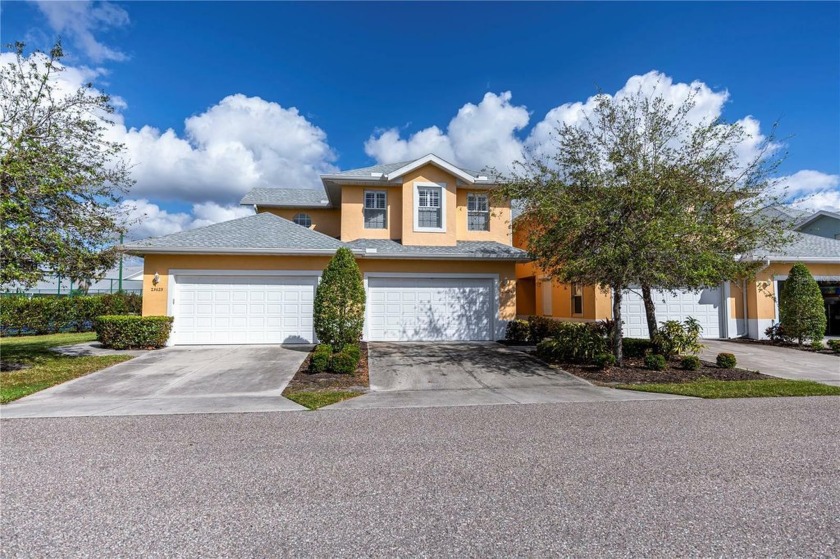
779,263,826,346
313,247,365,350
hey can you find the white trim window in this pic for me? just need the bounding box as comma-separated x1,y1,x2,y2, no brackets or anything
467,192,489,231
364,190,387,229
293,213,312,228
571,283,583,315
414,183,445,231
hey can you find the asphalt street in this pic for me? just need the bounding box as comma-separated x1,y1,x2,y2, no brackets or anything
2,397,838,557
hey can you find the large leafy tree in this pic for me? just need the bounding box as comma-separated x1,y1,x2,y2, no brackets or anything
779,263,826,346
1,41,133,287
503,84,789,362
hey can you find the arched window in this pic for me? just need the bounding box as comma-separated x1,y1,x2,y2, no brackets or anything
293,213,312,227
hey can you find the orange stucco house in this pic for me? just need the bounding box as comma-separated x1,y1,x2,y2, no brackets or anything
513,207,840,340
124,154,529,345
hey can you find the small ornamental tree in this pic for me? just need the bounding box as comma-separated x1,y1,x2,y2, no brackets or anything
313,248,365,350
779,264,826,346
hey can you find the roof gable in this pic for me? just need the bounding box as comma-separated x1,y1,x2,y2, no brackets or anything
240,187,332,208
794,210,840,230
321,154,496,186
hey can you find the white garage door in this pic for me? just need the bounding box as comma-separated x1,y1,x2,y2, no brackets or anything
174,274,317,345
367,277,495,341
621,287,722,339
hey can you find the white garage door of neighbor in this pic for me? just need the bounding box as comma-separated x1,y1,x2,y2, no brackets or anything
174,275,317,345
621,287,722,339
367,277,495,341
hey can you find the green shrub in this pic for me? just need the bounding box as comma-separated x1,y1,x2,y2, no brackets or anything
505,320,531,343
644,354,667,371
681,355,701,371
593,353,616,369
341,343,361,362
533,322,607,363
716,352,737,369
330,350,359,374
0,293,142,336
309,344,332,373
94,315,173,349
827,339,840,353
652,317,703,357
313,248,365,351
764,323,792,344
623,338,654,358
780,263,826,346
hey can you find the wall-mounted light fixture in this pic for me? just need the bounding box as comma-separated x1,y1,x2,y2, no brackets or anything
152,272,160,285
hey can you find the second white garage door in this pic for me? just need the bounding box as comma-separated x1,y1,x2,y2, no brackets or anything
174,274,317,345
620,287,722,339
366,276,495,341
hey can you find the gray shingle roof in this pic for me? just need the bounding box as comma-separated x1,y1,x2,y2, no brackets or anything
345,239,529,260
123,213,344,254
240,188,332,207
755,231,840,261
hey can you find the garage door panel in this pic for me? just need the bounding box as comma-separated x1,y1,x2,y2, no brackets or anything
621,287,721,339
174,274,317,345
367,277,495,342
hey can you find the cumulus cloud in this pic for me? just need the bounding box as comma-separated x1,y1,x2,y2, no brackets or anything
365,91,529,172
112,94,337,204
120,199,254,240
366,70,781,176
33,0,130,62
784,171,840,212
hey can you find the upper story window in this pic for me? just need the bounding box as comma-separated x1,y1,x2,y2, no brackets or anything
571,283,583,315
364,191,387,229
467,192,489,231
415,183,445,231
293,213,312,228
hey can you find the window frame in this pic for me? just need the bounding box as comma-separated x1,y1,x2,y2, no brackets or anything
363,190,388,230
292,212,312,228
571,282,584,316
467,192,490,232
413,182,446,232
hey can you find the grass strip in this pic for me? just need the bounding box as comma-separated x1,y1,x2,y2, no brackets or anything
617,378,840,399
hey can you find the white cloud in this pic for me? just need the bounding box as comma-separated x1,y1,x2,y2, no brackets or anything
120,199,254,240
784,171,840,212
33,0,130,63
365,91,529,172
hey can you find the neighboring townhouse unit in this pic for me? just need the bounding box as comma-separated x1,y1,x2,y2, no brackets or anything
513,206,840,340
124,154,529,345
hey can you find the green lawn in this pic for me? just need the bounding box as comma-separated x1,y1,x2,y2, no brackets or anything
284,389,362,410
0,333,133,404
618,378,840,399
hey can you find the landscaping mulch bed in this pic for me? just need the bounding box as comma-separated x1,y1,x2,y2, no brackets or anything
557,356,771,385
284,342,370,393
727,338,839,357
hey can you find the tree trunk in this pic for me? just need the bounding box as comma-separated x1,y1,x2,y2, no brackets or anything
612,286,624,366
641,284,659,339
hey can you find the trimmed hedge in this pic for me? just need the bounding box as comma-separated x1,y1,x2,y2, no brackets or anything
681,355,701,371
94,315,173,349
504,319,530,343
535,322,607,363
593,353,616,369
622,338,654,358
828,340,840,353
309,343,361,374
1,293,142,335
310,344,332,373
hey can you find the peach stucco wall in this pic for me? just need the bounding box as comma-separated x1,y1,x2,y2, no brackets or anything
748,262,840,320
260,208,341,238
455,189,511,244
339,185,402,241
400,165,459,247
142,254,517,320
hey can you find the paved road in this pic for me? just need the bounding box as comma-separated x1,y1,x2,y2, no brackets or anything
702,340,840,386
330,343,687,409
3,398,838,557
1,345,309,418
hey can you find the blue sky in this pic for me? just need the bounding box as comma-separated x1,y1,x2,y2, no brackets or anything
2,1,839,237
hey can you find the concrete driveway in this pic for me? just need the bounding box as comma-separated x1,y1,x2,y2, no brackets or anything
0,345,311,418
701,340,840,386
328,342,687,409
